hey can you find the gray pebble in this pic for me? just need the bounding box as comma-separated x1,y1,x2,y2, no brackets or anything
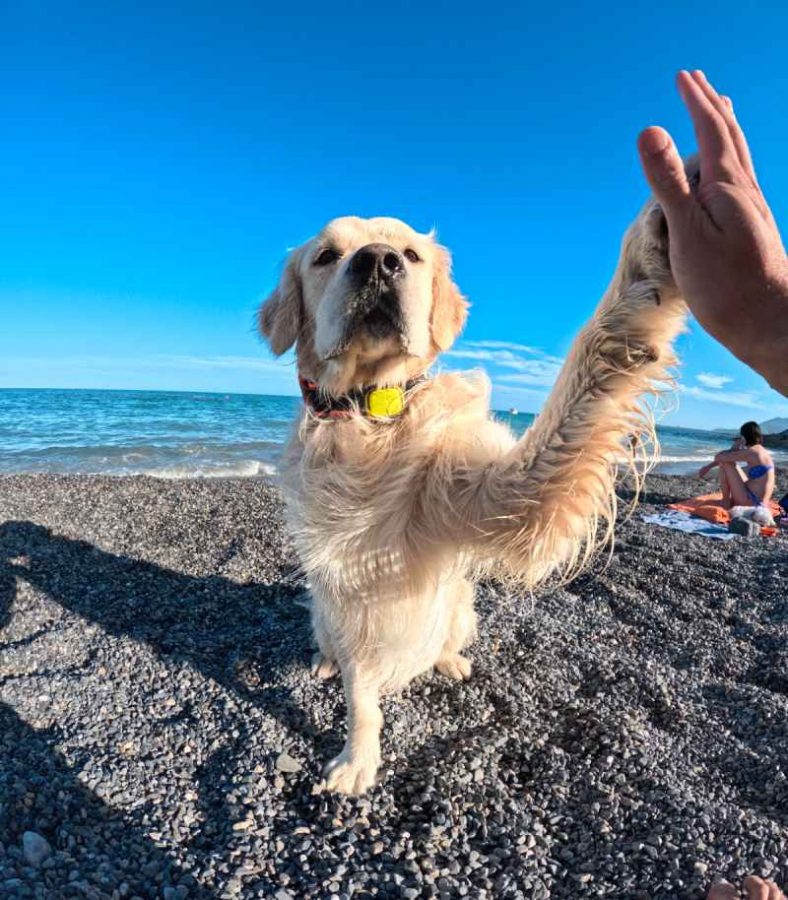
1,472,787,900
21,832,52,868
275,752,303,774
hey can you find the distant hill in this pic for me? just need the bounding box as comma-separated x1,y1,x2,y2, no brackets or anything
764,431,788,449
762,417,788,434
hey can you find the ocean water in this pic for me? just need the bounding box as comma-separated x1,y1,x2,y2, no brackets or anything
0,389,297,478
0,388,783,478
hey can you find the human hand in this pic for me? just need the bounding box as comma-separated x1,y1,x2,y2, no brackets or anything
707,874,786,900
638,70,788,395
698,464,712,478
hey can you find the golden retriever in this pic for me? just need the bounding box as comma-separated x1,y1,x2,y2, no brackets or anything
259,177,690,795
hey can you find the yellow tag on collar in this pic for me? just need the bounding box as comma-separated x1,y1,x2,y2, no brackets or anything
365,386,406,418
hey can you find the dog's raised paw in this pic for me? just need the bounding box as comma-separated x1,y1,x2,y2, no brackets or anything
435,653,472,681
311,652,339,679
321,751,379,795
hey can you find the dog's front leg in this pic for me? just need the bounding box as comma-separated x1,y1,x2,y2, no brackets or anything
420,163,696,590
322,665,382,795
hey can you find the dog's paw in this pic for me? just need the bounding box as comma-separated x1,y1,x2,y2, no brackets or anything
321,751,379,795
435,653,472,681
628,157,697,302
311,651,339,679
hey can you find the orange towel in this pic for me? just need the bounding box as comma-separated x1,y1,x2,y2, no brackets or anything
669,492,781,530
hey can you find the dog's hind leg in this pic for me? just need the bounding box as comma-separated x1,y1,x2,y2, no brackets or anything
435,577,476,681
311,651,339,679
322,665,383,795
311,606,339,679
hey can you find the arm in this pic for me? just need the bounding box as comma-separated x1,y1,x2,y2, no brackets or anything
638,70,788,396
713,449,750,464
700,448,752,478
421,186,687,589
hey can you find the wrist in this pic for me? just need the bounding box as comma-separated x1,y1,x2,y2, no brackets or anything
736,263,788,397
761,266,788,395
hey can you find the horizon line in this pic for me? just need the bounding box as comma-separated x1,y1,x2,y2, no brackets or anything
0,385,751,434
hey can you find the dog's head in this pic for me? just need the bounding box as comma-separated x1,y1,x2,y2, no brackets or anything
259,216,468,394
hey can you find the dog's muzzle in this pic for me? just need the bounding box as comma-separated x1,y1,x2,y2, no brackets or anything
343,243,405,341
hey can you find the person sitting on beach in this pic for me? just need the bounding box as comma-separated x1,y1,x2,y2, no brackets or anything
698,421,775,509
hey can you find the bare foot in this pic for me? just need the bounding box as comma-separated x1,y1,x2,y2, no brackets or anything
708,876,786,899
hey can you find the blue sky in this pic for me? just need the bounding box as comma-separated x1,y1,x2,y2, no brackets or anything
1,1,786,429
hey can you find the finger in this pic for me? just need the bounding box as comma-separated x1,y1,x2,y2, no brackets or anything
637,126,691,219
691,71,757,182
676,70,739,181
766,880,785,900
743,875,771,900
707,880,740,900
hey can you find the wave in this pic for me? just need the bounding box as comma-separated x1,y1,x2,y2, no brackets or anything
1,389,785,480
145,461,278,479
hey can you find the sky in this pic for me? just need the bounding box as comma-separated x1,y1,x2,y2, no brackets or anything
1,1,786,430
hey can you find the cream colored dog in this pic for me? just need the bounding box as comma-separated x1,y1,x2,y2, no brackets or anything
259,183,689,794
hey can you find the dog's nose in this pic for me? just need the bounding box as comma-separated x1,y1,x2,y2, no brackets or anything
349,243,404,282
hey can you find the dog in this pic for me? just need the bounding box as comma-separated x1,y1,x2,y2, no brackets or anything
258,179,690,795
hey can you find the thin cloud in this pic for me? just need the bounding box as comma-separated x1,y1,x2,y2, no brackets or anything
496,365,562,387
156,354,294,372
444,340,564,387
680,384,764,410
459,340,564,366
2,354,291,374
697,372,733,390
494,384,550,399
0,353,300,395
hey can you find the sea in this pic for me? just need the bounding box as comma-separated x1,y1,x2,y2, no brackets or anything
1,388,785,478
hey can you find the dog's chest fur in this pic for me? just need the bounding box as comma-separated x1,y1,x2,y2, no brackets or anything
279,372,515,599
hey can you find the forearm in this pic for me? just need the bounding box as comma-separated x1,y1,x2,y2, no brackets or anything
696,265,788,398
687,275,788,400
752,267,788,396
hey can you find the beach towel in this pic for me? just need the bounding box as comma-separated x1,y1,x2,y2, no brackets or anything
669,493,782,527
641,510,736,541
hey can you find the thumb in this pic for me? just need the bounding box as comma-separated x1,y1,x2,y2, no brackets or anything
637,126,692,220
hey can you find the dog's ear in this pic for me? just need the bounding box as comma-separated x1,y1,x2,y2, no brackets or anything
259,250,303,355
431,247,468,351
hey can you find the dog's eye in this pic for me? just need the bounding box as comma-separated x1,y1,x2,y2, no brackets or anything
404,248,421,263
314,248,340,267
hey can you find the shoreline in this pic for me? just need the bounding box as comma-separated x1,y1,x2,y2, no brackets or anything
0,460,785,481
5,387,787,483
1,472,786,899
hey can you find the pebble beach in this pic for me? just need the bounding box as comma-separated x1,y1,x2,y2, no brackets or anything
1,471,787,899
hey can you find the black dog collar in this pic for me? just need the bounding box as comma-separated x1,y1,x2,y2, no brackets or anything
299,376,424,420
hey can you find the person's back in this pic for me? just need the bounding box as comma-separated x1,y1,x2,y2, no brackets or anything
739,422,775,504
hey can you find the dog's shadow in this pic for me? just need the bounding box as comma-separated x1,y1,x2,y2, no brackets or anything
0,699,222,898
0,520,309,702
0,519,328,879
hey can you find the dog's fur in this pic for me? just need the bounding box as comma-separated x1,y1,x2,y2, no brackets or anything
259,179,691,794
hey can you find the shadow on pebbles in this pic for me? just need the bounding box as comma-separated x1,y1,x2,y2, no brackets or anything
1,473,787,899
